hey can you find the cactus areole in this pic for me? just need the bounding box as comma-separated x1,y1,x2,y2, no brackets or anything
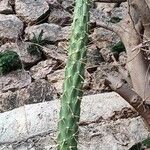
57,0,90,149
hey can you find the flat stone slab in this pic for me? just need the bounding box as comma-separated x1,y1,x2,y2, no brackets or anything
0,92,149,149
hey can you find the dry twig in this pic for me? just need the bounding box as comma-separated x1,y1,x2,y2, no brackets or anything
105,75,150,128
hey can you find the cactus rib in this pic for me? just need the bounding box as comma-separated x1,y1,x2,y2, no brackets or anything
57,0,90,149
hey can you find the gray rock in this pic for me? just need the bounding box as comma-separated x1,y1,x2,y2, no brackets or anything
95,2,115,16
99,48,113,62
90,27,119,46
56,26,71,41
30,59,58,80
61,0,74,10
0,42,41,67
110,2,128,19
0,70,31,93
0,79,57,112
0,0,13,14
91,2,127,25
46,0,59,5
79,117,148,150
57,41,68,52
90,6,109,24
47,69,91,94
16,41,42,66
0,145,13,150
43,44,67,62
0,92,149,149
0,15,23,41
25,79,57,104
86,45,104,69
92,63,118,93
48,8,71,26
25,23,70,42
15,0,49,23
25,23,61,42
47,69,64,93
0,91,18,113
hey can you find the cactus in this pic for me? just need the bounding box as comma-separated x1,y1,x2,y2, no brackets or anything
57,0,90,149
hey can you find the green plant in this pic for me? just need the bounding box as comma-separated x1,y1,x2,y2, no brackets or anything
0,51,22,75
111,41,126,54
57,0,90,149
129,137,150,150
109,17,122,23
27,30,47,56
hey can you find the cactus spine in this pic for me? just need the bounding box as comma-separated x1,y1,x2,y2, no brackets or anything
57,0,90,149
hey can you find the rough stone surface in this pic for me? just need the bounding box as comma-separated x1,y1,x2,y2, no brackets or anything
95,2,115,16
0,79,57,112
0,70,31,92
91,2,127,25
42,44,67,62
0,91,18,113
0,15,23,41
47,69,91,95
109,2,128,19
61,0,74,10
25,23,61,42
25,24,70,42
90,27,119,47
15,0,49,23
57,41,68,52
30,59,58,80
0,92,149,149
0,0,13,14
99,48,113,63
25,79,57,104
91,63,119,93
56,26,71,41
79,117,148,150
90,5,110,25
0,42,41,67
48,8,71,26
47,69,64,93
86,45,104,69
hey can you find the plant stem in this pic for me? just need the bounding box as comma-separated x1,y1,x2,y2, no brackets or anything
57,0,90,149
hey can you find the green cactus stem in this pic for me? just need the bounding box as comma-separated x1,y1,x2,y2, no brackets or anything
57,0,90,149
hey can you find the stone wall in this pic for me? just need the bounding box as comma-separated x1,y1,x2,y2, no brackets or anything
0,1,145,150
0,0,128,112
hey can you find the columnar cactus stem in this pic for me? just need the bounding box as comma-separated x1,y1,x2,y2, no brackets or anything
57,0,90,149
